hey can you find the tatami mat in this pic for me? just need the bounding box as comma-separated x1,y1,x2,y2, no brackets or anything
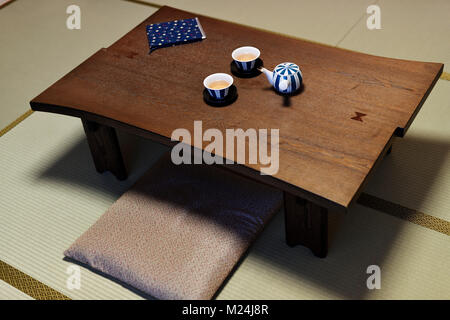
1,0,449,300
0,0,157,129
0,280,33,300
139,0,377,46
364,80,450,222
338,0,450,73
0,112,449,299
219,205,450,300
0,112,167,299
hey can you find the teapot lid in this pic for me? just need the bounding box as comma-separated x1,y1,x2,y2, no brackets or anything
274,62,300,75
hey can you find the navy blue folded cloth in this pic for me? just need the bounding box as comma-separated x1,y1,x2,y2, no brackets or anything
146,17,206,53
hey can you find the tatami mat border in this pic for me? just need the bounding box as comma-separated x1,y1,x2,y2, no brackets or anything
0,109,33,138
358,193,450,236
0,260,70,300
441,72,450,81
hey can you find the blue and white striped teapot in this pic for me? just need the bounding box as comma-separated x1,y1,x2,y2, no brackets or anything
260,62,303,94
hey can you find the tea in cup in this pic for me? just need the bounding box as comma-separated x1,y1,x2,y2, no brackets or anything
232,46,260,72
203,73,233,100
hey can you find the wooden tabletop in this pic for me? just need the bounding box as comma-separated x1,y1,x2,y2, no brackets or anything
30,6,443,211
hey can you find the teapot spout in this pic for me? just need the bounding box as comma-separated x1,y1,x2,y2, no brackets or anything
259,67,274,86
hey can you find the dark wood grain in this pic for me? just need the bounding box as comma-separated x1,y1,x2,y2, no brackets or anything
284,192,328,258
82,118,127,180
30,6,443,211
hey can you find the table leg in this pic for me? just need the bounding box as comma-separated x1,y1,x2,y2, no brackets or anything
386,145,392,156
81,118,127,180
283,192,328,258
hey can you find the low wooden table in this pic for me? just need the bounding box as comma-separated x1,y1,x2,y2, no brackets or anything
30,6,442,257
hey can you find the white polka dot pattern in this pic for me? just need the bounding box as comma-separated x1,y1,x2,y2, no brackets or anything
146,17,206,53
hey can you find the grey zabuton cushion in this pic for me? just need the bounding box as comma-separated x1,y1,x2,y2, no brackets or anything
64,154,283,299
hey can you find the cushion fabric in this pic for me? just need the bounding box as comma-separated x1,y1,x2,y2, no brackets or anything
64,154,283,299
